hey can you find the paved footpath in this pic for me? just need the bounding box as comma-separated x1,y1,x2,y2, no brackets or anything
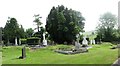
111,58,120,66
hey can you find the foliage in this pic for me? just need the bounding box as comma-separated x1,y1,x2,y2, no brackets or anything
3,17,25,44
25,28,34,38
33,27,45,42
33,14,45,42
18,25,26,38
33,14,42,32
27,37,41,45
27,37,40,39
20,39,27,44
46,5,85,44
96,12,117,42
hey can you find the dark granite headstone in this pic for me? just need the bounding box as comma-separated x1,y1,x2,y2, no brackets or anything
22,46,26,59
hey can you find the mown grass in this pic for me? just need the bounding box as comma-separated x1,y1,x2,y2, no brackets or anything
2,43,118,64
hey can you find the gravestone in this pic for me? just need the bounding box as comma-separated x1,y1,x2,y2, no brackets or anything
19,39,21,45
43,33,47,46
82,37,88,45
75,41,81,50
75,34,81,50
90,40,92,44
52,41,55,45
90,39,96,45
22,46,26,59
15,37,18,46
93,40,95,44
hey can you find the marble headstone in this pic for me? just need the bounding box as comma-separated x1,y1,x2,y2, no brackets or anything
82,37,88,45
90,39,95,44
43,33,47,46
93,40,95,44
75,41,81,50
90,40,92,44
15,37,18,46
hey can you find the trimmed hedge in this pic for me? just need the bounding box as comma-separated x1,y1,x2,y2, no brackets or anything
20,39,27,44
27,37,41,45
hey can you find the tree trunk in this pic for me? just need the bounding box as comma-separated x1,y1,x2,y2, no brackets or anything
37,26,39,32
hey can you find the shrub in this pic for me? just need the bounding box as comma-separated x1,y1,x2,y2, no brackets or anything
20,39,27,44
27,37,41,45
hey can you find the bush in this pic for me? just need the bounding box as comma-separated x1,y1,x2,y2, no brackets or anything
21,39,27,44
27,37,41,45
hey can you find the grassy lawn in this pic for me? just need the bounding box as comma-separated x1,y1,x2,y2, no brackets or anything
2,43,118,64
0,52,2,66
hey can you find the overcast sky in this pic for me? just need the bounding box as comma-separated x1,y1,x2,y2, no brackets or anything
0,0,119,32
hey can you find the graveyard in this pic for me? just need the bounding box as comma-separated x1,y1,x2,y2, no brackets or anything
0,3,119,65
2,42,118,64
1,13,119,64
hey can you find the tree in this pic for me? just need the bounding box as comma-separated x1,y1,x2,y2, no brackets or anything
46,5,85,44
0,27,3,45
96,12,117,42
25,28,34,38
18,25,26,38
4,17,22,45
4,18,11,44
33,14,42,32
112,29,120,41
33,26,45,42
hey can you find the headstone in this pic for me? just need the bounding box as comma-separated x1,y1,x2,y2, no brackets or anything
52,41,55,45
15,37,18,46
19,39,21,45
43,33,47,46
90,39,95,45
82,37,88,45
75,41,81,50
100,39,102,44
93,40,95,44
22,46,26,59
90,40,92,44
